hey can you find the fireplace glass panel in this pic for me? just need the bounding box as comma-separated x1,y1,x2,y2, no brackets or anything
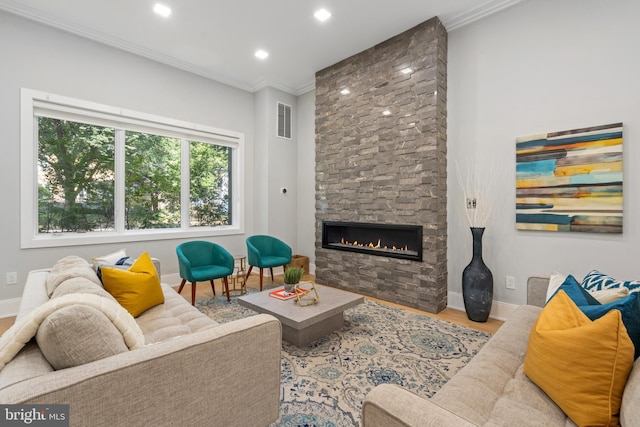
322,221,422,261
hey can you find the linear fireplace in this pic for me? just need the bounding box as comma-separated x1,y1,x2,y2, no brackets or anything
322,221,423,262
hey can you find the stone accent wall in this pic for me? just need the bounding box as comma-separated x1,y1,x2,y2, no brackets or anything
314,17,448,313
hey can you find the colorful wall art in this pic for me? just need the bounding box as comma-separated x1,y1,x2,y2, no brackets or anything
515,123,623,233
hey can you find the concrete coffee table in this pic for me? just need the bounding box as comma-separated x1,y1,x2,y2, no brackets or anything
238,283,364,347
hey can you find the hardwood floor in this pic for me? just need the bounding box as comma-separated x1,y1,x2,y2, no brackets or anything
0,273,503,336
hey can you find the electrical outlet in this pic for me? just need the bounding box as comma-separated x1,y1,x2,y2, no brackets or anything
6,272,17,285
505,275,515,290
466,198,477,209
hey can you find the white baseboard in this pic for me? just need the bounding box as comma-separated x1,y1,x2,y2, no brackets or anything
447,291,518,321
0,298,21,319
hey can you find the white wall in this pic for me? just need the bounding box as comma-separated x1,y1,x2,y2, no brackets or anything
447,0,640,307
296,90,316,272
252,87,299,247
0,11,256,305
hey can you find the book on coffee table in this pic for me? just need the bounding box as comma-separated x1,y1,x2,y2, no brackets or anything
269,287,308,301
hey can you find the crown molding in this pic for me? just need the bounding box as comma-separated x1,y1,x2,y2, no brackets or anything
443,0,525,31
294,81,316,96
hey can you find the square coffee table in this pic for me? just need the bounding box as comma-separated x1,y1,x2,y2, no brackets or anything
238,283,364,347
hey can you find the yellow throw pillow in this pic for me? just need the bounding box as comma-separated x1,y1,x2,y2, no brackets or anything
101,252,164,317
524,290,634,427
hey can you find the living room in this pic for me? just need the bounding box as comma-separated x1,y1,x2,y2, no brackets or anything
0,0,638,318
0,0,639,425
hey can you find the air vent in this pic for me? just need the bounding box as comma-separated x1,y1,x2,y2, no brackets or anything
277,102,292,139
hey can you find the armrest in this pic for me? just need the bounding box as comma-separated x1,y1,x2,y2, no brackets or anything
527,275,550,307
362,384,476,427
1,314,282,427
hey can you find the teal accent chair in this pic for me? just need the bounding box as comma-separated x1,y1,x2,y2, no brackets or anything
245,235,292,291
176,240,234,305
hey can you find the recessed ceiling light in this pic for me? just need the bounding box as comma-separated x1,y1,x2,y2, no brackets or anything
401,67,413,74
314,9,332,22
153,3,171,17
340,88,350,95
255,50,269,60
382,110,391,116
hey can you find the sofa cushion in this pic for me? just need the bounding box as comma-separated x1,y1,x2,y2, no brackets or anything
101,252,164,317
45,256,102,297
430,305,543,425
524,290,634,427
138,284,219,344
36,305,129,370
581,269,640,293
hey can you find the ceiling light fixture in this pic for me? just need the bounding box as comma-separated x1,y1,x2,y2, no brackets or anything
340,88,350,95
314,9,332,22
153,3,172,18
401,67,413,74
255,50,269,60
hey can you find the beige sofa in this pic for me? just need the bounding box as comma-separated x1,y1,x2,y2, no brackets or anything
363,275,640,426
0,258,282,427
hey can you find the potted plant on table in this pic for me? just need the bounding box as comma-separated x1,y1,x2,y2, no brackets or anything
283,267,304,294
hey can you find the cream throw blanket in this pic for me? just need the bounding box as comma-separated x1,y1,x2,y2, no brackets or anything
0,293,145,370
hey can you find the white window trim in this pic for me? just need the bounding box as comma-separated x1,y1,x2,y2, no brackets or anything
20,88,245,249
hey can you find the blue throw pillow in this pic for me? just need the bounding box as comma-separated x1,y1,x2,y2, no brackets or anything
581,270,640,293
581,293,640,359
549,275,640,359
548,275,600,306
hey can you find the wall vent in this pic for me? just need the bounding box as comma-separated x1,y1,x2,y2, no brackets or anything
277,102,292,139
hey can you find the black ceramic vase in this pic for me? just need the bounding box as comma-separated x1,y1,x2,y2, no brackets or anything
462,227,493,322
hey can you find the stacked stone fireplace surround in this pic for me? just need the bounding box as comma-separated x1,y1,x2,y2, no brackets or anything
315,17,448,313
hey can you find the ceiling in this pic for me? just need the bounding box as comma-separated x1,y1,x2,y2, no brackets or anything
0,0,523,95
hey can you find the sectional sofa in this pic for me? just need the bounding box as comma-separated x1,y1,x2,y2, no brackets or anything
363,275,640,426
0,256,282,427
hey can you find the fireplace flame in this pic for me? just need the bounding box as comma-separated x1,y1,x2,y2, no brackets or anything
340,237,408,252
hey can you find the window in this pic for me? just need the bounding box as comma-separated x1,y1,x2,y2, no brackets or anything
21,89,244,248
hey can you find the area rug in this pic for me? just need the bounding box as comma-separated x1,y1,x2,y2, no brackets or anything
197,289,491,427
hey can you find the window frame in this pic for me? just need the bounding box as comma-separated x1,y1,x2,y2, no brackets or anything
20,88,245,249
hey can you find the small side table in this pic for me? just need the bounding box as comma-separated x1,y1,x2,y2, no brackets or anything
224,255,247,297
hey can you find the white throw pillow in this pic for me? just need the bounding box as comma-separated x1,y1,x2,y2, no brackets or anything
590,287,630,304
91,249,126,271
545,271,567,302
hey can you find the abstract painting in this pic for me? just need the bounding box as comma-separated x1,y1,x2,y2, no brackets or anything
516,123,623,233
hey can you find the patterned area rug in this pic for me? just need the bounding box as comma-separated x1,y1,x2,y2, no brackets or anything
196,288,491,427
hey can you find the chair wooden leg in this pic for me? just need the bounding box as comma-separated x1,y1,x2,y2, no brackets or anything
191,281,196,306
210,280,216,296
269,268,274,281
259,268,264,291
245,265,253,285
223,277,231,303
178,279,186,294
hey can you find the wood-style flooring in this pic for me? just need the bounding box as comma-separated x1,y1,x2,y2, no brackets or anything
0,273,502,336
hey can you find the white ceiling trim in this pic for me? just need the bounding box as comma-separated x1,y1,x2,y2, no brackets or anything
442,0,525,31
